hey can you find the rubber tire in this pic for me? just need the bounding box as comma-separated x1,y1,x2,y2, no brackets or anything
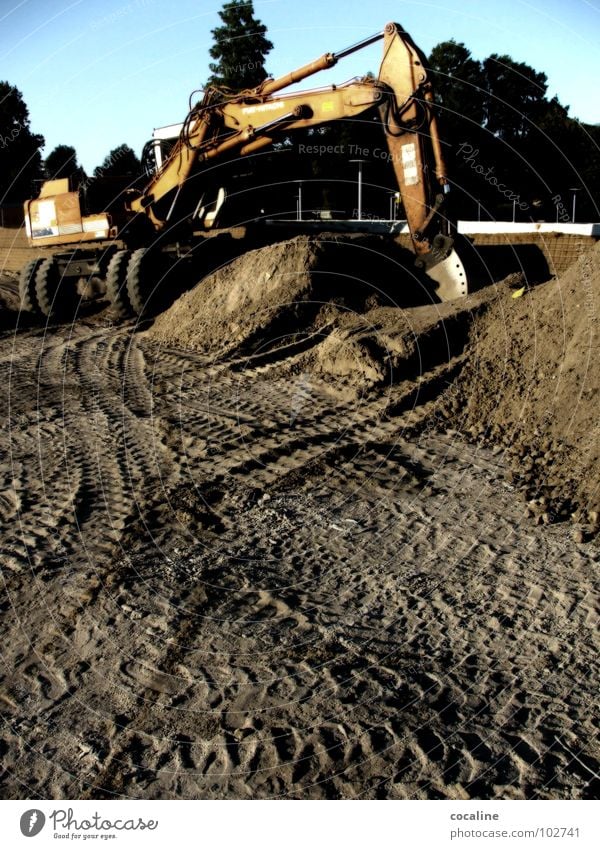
105,249,133,317
126,247,165,318
35,257,77,320
96,245,119,280
19,258,44,316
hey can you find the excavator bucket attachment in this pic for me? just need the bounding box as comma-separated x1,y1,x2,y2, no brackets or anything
377,23,469,300
425,248,468,301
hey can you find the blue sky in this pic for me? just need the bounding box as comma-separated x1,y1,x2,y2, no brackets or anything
1,0,599,173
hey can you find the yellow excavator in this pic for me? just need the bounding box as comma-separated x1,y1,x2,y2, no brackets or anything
20,22,468,320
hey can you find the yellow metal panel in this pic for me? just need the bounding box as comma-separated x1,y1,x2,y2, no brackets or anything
39,179,69,197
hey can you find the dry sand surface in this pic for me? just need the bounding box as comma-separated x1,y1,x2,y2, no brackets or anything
0,234,598,799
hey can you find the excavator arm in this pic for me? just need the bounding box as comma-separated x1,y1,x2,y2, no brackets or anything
129,81,386,229
128,22,467,299
376,23,467,298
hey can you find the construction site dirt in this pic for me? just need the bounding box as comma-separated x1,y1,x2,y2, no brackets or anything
0,234,598,799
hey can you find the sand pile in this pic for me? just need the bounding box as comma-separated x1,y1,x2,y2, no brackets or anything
293,289,497,393
146,233,447,359
440,242,600,526
148,232,598,528
149,237,321,356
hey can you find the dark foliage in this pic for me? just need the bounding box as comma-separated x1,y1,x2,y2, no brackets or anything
0,82,44,203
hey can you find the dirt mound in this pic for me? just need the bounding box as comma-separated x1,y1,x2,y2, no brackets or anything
441,242,600,525
145,232,523,400
299,285,507,393
146,233,456,359
147,231,599,528
148,237,321,356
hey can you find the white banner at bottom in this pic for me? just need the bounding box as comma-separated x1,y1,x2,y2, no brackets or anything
0,799,598,847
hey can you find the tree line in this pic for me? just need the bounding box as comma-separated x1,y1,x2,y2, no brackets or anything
1,0,598,222
0,78,143,213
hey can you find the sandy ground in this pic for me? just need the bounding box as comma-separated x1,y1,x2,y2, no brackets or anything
0,256,598,800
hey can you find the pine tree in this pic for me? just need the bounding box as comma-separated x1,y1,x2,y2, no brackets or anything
207,1,273,90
